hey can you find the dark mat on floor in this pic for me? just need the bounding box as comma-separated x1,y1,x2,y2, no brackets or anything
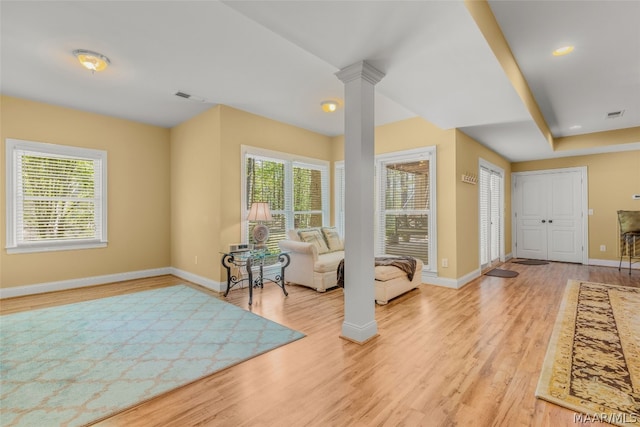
512,259,549,265
485,268,519,278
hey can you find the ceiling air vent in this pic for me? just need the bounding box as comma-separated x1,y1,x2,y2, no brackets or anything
175,91,191,99
174,91,205,102
606,110,625,119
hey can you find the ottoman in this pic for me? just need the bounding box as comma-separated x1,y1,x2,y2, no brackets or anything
374,258,423,305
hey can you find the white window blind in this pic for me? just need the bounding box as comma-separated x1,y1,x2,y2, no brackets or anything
378,158,431,266
479,161,504,268
480,167,490,266
293,162,326,229
490,172,501,262
334,162,345,237
336,148,436,272
243,147,329,253
6,139,107,253
245,155,287,253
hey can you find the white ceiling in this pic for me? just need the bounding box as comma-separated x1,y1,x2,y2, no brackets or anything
1,1,639,162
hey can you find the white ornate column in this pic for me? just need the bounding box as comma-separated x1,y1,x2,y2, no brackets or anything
335,61,385,343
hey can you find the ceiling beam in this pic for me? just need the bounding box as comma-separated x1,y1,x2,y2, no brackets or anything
554,127,640,151
465,0,555,150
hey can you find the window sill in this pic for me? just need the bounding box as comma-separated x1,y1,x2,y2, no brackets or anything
6,241,107,254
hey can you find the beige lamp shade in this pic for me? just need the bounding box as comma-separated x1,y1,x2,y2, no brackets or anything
247,202,272,222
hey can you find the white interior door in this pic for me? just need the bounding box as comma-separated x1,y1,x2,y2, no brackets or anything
515,174,548,260
513,168,585,263
547,172,583,262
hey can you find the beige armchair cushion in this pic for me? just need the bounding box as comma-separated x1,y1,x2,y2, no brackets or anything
322,227,344,251
286,229,301,241
313,250,345,273
374,265,408,281
298,228,330,254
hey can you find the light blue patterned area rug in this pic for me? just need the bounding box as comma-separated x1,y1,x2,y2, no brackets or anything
0,285,304,426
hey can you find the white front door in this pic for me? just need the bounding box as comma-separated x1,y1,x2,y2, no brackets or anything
513,168,586,263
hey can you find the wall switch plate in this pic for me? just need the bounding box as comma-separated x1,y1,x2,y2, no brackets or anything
588,209,594,215
600,245,606,252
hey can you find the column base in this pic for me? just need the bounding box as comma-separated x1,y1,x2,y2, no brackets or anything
340,319,378,344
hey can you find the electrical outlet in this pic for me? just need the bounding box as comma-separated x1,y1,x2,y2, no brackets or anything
599,245,606,252
442,258,448,268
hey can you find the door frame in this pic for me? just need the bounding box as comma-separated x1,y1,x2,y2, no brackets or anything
511,166,588,264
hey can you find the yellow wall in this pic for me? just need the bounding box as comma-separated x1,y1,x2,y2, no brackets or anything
512,150,640,262
331,117,460,279
331,120,512,281
170,105,333,282
170,107,222,280
455,131,512,276
14,94,628,291
0,96,171,288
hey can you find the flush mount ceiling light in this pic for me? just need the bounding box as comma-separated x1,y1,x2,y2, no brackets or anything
321,100,339,113
73,49,110,72
552,45,574,56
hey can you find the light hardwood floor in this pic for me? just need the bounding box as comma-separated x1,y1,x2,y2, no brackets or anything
2,262,638,426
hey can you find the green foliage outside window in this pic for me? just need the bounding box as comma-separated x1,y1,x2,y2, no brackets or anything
21,155,96,241
245,155,327,252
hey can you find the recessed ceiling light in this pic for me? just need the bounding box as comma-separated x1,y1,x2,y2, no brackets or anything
552,45,574,56
321,100,339,113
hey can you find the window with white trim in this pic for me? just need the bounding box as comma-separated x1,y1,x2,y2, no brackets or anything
242,146,329,253
5,139,107,253
335,147,436,272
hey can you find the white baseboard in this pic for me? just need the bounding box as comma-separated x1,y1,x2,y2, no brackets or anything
0,267,226,299
341,319,378,344
588,258,640,270
12,253,606,300
0,262,289,300
169,268,224,293
0,267,172,299
424,268,481,290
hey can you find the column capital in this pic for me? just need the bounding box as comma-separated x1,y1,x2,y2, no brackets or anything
335,61,385,86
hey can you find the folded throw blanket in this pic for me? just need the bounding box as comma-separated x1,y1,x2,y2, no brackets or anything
337,256,417,288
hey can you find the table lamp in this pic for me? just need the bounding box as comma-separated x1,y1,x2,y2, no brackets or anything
247,202,272,249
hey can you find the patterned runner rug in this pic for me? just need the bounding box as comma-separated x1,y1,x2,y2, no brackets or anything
536,280,640,426
1,285,304,426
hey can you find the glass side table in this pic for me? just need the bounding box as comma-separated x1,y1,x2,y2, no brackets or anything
220,250,291,306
